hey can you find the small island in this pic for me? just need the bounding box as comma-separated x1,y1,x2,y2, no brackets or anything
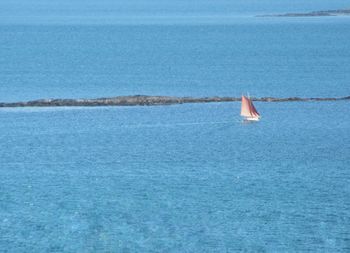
257,9,350,17
0,95,349,108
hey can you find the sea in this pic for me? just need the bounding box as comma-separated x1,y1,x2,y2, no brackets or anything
1,0,350,252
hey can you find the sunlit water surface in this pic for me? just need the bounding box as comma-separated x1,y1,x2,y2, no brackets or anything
1,102,349,252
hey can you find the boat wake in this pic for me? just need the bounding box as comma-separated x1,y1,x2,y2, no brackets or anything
120,121,233,129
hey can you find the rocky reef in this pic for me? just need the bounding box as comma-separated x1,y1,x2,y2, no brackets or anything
0,95,349,108
257,9,350,17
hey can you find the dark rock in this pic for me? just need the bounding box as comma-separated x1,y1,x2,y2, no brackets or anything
257,9,350,17
0,95,348,108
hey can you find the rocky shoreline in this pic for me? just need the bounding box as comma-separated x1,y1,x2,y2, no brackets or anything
0,95,349,108
257,9,350,17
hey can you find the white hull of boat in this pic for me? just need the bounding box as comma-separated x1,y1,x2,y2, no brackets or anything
243,117,260,121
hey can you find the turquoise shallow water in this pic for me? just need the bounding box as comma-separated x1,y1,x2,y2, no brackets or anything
1,102,350,251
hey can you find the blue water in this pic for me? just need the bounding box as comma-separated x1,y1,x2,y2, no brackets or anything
1,19,350,102
1,102,350,252
0,0,349,24
1,0,350,251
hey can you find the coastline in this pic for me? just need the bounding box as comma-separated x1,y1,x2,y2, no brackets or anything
257,9,350,17
0,95,349,108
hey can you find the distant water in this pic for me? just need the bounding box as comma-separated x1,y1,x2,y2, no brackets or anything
1,18,350,102
1,102,350,252
0,0,348,24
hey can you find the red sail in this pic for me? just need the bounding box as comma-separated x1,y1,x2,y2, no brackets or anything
241,95,260,118
241,96,252,117
249,100,260,117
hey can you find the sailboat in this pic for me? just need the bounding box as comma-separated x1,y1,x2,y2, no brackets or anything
241,95,261,121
